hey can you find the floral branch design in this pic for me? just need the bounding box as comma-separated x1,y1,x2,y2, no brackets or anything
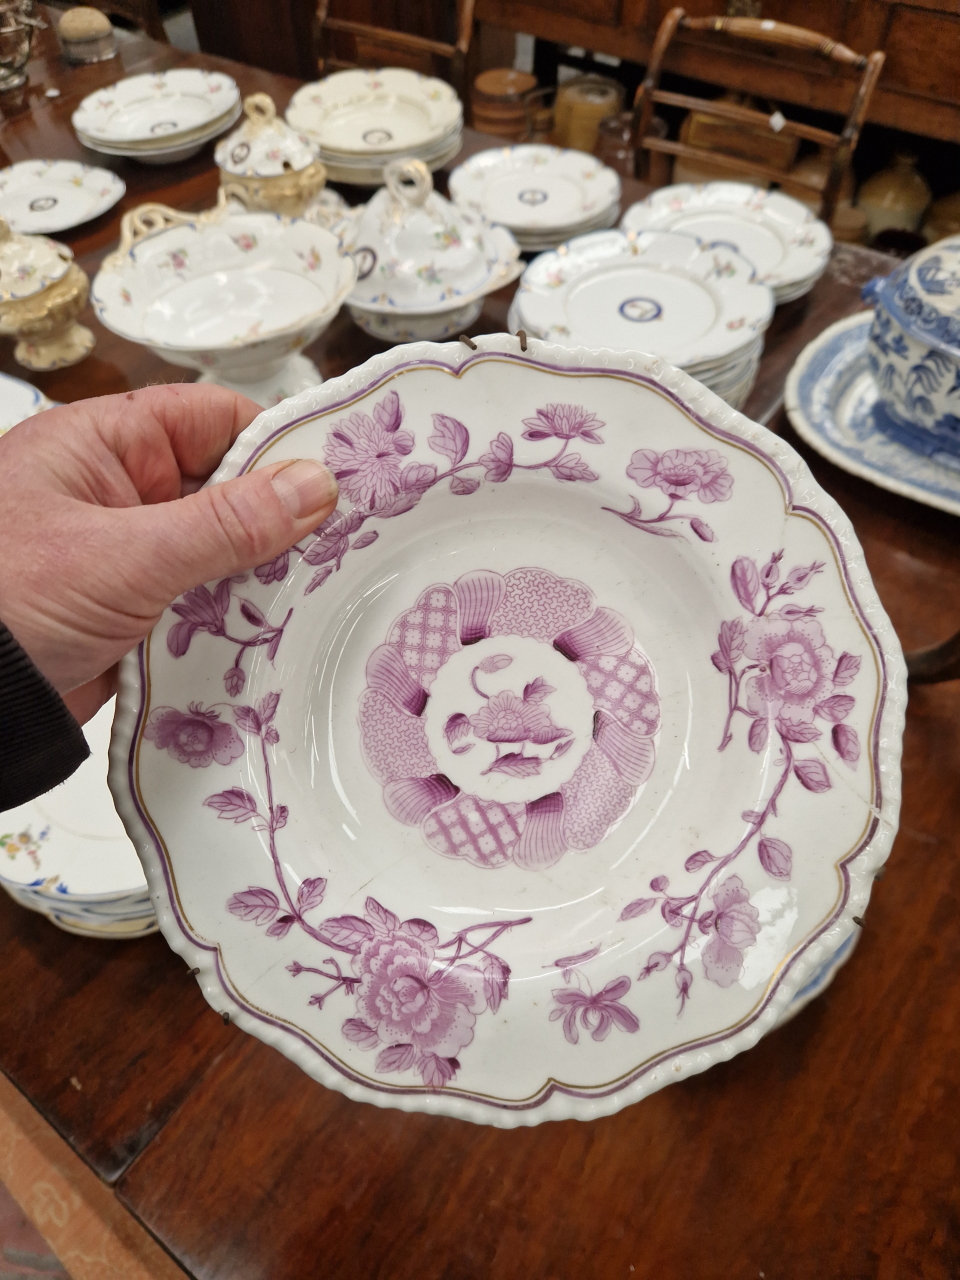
250,393,605,598
604,448,734,543
620,549,862,1010
165,575,293,698
547,945,640,1045
143,690,532,1091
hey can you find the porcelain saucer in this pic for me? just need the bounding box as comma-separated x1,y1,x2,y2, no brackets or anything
0,160,125,234
784,312,960,518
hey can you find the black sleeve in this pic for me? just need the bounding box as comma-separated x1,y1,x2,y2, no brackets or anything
0,619,89,811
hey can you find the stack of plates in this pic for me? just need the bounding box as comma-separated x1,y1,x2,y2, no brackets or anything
449,145,621,252
509,228,773,410
621,182,832,305
286,68,462,186
72,69,241,166
0,160,125,233
0,699,154,939
0,371,55,436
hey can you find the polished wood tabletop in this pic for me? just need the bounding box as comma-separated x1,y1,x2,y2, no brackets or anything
2,17,959,1280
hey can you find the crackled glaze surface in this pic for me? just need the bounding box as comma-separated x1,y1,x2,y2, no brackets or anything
111,335,905,1126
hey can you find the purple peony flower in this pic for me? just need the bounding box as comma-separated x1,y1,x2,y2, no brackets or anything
323,410,415,508
143,703,244,768
469,690,567,744
354,931,486,1058
549,975,639,1044
626,448,733,503
743,614,835,726
701,875,760,987
521,404,605,443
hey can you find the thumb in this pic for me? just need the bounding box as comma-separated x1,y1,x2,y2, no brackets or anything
130,458,338,605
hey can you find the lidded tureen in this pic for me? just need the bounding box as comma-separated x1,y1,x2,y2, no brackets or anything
863,234,960,458
216,93,326,218
0,217,94,369
341,159,521,343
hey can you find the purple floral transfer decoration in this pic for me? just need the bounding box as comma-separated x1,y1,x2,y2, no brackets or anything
620,549,861,1009
359,567,660,870
165,575,293,698
605,447,733,542
548,946,639,1045
155,689,533,1091
248,392,605,598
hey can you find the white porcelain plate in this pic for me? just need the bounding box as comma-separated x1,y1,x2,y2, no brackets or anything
0,371,54,435
515,230,773,366
785,311,960,518
287,69,461,156
3,698,147,900
72,69,240,144
449,146,621,232
0,160,125,234
621,183,831,292
112,335,904,1126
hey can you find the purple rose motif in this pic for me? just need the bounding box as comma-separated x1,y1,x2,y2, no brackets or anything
521,404,604,443
469,688,567,746
743,614,835,727
626,448,733,503
354,929,486,1062
701,875,760,988
144,703,244,768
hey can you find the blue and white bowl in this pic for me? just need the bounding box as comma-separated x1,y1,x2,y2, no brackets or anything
864,235,960,458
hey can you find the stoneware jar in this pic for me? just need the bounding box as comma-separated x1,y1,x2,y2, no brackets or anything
863,234,960,457
857,153,931,241
0,217,94,369
216,93,326,218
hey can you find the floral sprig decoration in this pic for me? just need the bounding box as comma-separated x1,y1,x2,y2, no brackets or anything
620,549,862,1011
251,393,605,597
165,575,293,698
188,689,530,1090
547,944,639,1045
604,448,733,543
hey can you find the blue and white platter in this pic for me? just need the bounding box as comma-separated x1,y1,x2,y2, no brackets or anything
784,311,960,518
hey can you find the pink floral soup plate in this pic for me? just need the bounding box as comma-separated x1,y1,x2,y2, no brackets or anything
111,335,905,1126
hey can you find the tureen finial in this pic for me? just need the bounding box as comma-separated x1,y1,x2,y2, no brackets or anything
384,159,433,210
243,92,277,132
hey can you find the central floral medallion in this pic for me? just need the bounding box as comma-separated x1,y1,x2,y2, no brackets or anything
359,567,660,871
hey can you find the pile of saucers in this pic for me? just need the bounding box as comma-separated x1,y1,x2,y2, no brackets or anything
508,228,773,410
0,698,154,939
621,181,832,305
449,145,621,252
286,68,462,186
73,68,241,166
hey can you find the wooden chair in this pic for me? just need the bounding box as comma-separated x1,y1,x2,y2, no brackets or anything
316,0,476,101
83,0,168,42
632,9,885,223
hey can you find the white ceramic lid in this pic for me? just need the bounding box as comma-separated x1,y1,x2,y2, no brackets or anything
0,160,125,235
869,234,960,358
286,68,462,156
514,229,774,366
111,333,904,1127
0,219,71,302
215,93,320,177
344,159,521,313
72,68,240,144
449,145,621,232
620,183,832,291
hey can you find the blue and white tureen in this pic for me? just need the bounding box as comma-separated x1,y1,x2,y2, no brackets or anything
864,235,960,458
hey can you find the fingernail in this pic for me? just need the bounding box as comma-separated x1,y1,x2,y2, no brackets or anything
270,460,337,519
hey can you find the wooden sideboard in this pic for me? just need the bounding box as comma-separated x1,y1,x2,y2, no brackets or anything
475,0,960,142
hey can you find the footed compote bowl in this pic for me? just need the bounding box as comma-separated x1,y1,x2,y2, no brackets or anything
92,191,356,406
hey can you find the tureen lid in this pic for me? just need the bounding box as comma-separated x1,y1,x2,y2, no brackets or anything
866,234,960,358
214,93,320,178
346,159,505,310
0,218,72,303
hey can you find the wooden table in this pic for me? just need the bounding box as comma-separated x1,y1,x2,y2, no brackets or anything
3,19,960,1280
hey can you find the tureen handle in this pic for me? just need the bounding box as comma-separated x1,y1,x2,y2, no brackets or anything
102,198,230,270
242,93,277,132
384,159,433,210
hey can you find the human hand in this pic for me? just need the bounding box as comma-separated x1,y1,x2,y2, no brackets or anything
0,383,338,724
